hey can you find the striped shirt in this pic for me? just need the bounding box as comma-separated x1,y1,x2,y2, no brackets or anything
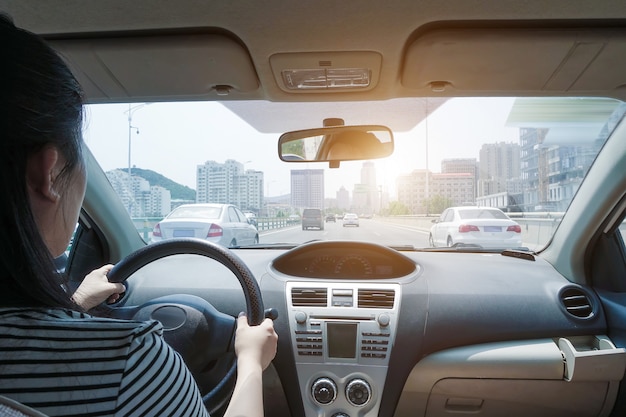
0,308,210,417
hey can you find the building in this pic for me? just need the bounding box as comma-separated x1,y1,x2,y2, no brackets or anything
441,158,478,202
396,169,429,214
478,142,521,198
196,159,264,211
359,161,379,215
148,185,172,217
396,170,474,214
105,169,171,218
291,169,324,211
431,172,475,207
336,186,350,210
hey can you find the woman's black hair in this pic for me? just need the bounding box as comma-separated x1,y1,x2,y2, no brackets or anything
0,14,84,309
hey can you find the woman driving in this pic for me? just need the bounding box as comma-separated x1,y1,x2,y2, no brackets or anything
0,14,277,417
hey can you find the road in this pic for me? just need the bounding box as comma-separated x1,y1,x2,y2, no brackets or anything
259,218,431,248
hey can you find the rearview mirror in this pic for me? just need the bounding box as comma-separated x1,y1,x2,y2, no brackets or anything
278,125,393,168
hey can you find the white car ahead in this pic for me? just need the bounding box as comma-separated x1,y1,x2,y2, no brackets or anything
343,213,360,227
152,203,259,247
429,206,522,249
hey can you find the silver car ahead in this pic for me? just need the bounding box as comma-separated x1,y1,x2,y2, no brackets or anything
429,206,522,249
151,203,259,247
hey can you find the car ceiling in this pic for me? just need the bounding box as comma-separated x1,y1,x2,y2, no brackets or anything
2,1,626,133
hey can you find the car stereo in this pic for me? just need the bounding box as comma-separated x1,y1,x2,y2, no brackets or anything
286,282,400,417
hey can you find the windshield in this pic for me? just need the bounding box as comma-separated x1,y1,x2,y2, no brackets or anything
84,97,626,251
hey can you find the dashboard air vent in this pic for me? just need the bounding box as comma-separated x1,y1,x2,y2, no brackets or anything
358,289,395,309
291,287,328,307
560,287,593,319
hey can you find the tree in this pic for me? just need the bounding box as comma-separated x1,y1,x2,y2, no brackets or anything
424,195,453,215
386,201,410,215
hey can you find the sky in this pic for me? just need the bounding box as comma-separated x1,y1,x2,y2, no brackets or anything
83,98,520,199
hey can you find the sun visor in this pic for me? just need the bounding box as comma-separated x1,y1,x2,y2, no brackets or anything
402,27,626,97
50,34,259,102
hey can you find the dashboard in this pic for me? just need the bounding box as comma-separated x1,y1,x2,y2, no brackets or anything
119,241,625,417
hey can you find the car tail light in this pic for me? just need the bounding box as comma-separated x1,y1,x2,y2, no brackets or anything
152,223,162,237
458,224,480,233
207,224,223,238
507,225,522,233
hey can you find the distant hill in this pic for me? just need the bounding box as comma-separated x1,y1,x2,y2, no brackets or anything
122,167,196,201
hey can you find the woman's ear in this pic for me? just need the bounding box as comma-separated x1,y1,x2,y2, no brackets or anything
27,145,62,203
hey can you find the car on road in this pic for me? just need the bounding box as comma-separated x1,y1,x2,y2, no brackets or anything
325,214,336,222
7,2,626,417
342,213,360,227
151,203,259,247
301,208,324,230
429,206,523,249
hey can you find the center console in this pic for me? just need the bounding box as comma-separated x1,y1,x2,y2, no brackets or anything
286,281,400,417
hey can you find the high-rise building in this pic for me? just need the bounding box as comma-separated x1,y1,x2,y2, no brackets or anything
196,159,264,211
359,162,379,214
149,185,172,217
478,142,521,197
291,169,324,211
105,169,171,217
336,186,350,210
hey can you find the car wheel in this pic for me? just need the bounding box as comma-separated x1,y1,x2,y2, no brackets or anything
253,235,259,244
230,239,237,247
105,238,265,414
429,234,435,247
447,236,453,247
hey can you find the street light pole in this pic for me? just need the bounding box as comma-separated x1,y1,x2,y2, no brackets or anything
124,103,150,214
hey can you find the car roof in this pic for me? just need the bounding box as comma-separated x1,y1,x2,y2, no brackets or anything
3,1,626,132
177,203,228,208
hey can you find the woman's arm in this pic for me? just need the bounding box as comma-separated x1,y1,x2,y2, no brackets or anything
223,314,278,417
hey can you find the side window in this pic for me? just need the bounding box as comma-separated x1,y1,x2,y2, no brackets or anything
228,206,239,222
228,206,243,223
444,210,454,222
439,209,448,222
234,207,247,223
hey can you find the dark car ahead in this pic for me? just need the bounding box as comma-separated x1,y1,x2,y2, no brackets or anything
302,208,324,230
325,214,336,222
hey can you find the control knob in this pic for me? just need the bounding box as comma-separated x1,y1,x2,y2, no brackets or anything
345,378,371,407
311,377,337,405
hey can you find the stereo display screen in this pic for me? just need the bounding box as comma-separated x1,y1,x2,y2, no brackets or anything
327,322,358,358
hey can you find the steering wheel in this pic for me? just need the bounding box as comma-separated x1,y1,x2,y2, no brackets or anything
104,238,265,415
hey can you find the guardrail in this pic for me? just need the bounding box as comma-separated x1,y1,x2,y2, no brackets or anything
132,216,298,241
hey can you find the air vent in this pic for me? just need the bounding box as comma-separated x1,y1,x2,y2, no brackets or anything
560,287,593,319
291,287,328,307
358,289,395,309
